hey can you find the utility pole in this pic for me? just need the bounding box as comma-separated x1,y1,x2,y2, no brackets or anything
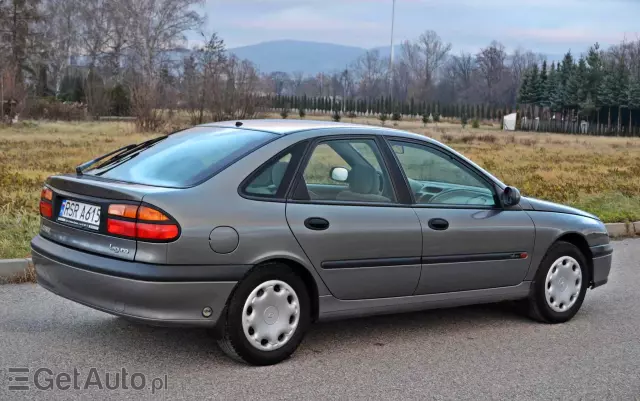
388,0,396,99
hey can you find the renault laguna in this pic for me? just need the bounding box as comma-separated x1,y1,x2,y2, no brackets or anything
32,120,613,365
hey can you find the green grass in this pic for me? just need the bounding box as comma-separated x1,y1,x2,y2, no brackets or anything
568,192,640,224
0,206,40,259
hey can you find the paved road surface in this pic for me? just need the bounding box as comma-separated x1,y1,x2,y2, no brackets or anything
1,239,639,401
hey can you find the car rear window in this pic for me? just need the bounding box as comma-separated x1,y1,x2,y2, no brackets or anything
89,127,277,188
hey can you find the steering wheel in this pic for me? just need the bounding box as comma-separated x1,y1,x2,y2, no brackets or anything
421,188,494,205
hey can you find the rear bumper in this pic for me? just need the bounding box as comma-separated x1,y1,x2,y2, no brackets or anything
590,244,613,289
31,235,247,327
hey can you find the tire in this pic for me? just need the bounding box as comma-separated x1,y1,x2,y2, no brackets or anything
526,241,590,324
217,263,311,365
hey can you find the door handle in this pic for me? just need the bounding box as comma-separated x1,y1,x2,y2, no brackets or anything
428,218,449,231
304,217,330,231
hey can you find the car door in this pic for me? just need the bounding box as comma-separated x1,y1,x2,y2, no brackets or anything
387,138,535,294
285,135,423,300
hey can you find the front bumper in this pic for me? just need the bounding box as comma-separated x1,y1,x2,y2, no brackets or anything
31,235,247,327
590,243,613,288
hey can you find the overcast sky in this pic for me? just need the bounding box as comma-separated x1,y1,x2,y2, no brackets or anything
201,0,639,54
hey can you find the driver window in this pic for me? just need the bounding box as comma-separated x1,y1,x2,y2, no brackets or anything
389,140,496,207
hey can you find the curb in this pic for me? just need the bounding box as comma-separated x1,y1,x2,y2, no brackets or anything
0,258,33,282
0,222,638,280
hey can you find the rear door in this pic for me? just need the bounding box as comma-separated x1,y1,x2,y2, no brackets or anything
285,134,423,300
387,138,535,294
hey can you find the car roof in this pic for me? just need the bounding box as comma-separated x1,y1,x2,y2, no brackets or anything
202,119,415,137
201,119,506,188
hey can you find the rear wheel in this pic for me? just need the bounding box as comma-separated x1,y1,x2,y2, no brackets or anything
526,241,589,323
218,263,310,365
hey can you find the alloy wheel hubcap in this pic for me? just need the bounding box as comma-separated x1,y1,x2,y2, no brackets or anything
545,256,582,313
242,280,300,351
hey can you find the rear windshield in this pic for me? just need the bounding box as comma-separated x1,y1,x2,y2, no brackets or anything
88,127,277,188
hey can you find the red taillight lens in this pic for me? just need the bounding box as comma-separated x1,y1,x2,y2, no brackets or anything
136,223,179,241
106,204,179,241
107,218,136,237
39,200,53,218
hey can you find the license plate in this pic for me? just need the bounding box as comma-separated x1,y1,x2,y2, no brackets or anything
58,200,101,231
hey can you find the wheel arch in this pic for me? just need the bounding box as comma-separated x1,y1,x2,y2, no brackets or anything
553,232,594,284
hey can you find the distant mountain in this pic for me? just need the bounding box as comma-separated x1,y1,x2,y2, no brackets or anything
228,40,565,76
229,40,374,75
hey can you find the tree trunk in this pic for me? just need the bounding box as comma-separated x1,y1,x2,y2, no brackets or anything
618,105,622,135
607,107,611,135
630,110,633,137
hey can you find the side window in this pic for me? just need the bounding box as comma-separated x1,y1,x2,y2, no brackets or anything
243,143,304,198
296,139,396,203
390,140,496,207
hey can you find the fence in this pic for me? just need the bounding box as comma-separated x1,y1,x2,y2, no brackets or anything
519,118,640,136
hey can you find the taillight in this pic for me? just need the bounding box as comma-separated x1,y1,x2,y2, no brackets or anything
40,187,53,219
106,204,179,242
39,200,53,218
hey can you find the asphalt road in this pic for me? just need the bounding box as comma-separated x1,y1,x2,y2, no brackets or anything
1,240,639,401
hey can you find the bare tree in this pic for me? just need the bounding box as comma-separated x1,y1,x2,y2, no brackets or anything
476,41,508,105
291,70,304,96
412,30,452,101
353,50,387,99
268,71,289,96
120,0,203,130
193,32,225,124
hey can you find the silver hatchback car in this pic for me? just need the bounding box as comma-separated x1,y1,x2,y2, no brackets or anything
32,120,612,365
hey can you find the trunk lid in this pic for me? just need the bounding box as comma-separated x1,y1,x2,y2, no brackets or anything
41,174,176,261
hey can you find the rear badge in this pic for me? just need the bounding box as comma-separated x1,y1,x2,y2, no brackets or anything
40,224,51,235
109,244,130,255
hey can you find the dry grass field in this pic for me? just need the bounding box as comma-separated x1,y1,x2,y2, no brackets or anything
1,116,640,258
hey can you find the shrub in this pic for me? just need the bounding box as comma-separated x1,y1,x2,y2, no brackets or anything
477,134,497,143
441,133,454,142
422,114,429,127
433,113,441,122
24,98,87,121
472,119,480,129
461,114,468,128
109,84,131,116
379,113,388,125
348,111,357,120
460,134,475,143
391,111,402,121
298,108,306,118
280,107,290,119
332,111,341,122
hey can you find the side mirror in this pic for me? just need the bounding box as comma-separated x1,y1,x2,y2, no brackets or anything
501,186,521,207
330,167,349,182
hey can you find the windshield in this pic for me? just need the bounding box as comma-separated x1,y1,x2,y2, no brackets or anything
87,127,277,188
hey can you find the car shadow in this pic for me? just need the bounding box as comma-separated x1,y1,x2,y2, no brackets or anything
3,298,534,367
101,301,532,364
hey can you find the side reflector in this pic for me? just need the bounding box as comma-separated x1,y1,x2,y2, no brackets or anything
138,206,170,222
108,204,139,219
107,219,136,237
39,201,53,219
136,223,179,241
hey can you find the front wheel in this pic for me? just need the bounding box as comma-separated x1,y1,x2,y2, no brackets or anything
217,263,310,365
526,241,589,323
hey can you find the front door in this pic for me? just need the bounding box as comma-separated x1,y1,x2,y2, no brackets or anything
286,136,423,300
388,139,535,294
